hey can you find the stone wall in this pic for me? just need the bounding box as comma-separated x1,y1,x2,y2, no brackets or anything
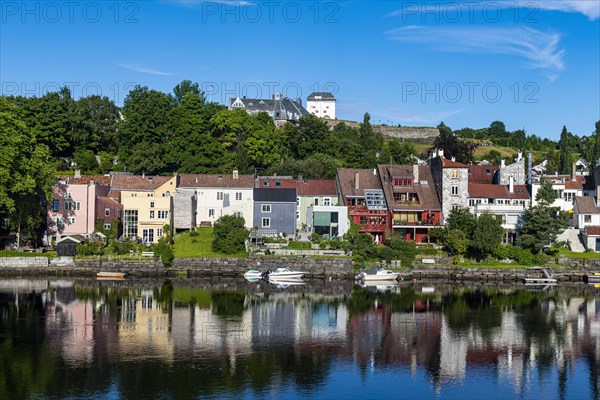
402,266,590,283
0,257,49,268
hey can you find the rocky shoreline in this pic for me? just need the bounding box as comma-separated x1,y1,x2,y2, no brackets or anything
1,255,599,283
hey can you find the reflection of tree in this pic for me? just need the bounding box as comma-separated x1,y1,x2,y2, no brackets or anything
211,291,246,317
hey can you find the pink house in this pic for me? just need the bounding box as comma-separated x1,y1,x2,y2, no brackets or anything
46,175,111,240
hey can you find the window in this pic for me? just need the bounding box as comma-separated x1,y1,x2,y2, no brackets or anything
262,204,271,213
217,192,224,200
142,229,155,243
65,201,80,211
233,212,242,217
103,224,111,230
67,217,76,224
53,200,60,212
150,210,155,219
163,191,170,197
209,209,215,217
65,192,72,199
263,181,269,187
158,210,169,219
451,186,459,196
585,215,592,223
124,210,138,239
150,202,155,208
157,228,163,238
451,170,459,178
275,181,281,187
323,198,331,206
235,192,242,201
314,198,319,206
261,217,271,228
105,208,110,217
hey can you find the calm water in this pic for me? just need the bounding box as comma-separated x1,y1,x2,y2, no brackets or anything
1,277,599,400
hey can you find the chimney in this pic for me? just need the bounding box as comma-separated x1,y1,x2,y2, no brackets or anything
142,173,145,179
74,169,81,179
413,164,419,182
451,156,456,162
517,151,523,161
233,169,239,180
509,175,514,193
500,159,505,168
438,149,444,158
527,152,533,184
355,172,360,190
572,163,577,181
373,168,377,176
297,174,303,182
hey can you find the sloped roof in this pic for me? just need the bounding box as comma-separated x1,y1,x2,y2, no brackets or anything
229,97,308,120
469,165,499,184
378,164,441,211
253,188,296,202
336,168,383,199
307,92,335,101
468,183,530,199
179,174,255,188
585,226,600,236
441,158,469,168
574,196,600,214
58,175,111,185
257,177,337,196
97,196,124,210
111,175,172,191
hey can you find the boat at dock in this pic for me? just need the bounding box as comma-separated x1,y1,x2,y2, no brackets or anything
263,267,306,280
584,273,600,284
355,267,399,282
243,270,263,280
96,272,126,280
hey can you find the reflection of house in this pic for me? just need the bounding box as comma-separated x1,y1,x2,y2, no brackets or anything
111,175,176,244
46,174,111,241
253,188,297,236
378,164,442,243
257,176,338,229
229,93,308,127
175,171,255,230
336,168,388,242
307,206,350,238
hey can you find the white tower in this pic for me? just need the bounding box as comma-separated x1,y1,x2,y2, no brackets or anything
306,92,336,119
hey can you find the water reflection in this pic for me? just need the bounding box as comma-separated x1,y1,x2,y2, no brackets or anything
0,278,599,399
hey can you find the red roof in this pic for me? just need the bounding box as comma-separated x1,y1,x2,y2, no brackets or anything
97,196,123,209
468,183,530,199
586,226,600,236
469,165,499,184
441,158,468,168
58,175,111,185
336,168,383,199
111,175,172,191
257,177,337,196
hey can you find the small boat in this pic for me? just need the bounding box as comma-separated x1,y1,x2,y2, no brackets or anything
243,270,263,280
585,273,600,284
355,267,399,282
96,272,126,280
263,267,306,280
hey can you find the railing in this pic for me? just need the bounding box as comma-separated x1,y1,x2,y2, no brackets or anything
393,220,441,227
359,224,386,232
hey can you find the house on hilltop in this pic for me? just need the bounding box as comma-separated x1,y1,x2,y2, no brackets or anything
229,93,308,127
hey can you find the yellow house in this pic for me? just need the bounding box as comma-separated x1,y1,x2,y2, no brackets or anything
111,175,176,244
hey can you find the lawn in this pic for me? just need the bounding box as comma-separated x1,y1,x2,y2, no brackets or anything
173,229,247,258
286,241,312,250
0,250,57,258
557,248,600,259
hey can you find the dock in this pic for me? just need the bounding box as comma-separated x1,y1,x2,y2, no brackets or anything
523,267,557,285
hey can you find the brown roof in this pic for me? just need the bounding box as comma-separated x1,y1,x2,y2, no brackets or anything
469,165,499,184
179,174,255,188
378,164,441,211
586,226,600,236
97,196,124,209
542,175,585,190
257,177,337,196
468,183,530,199
58,175,111,185
111,175,172,191
336,168,383,199
441,158,468,168
574,196,600,214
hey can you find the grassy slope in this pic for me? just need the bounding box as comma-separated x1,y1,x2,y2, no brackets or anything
173,228,247,258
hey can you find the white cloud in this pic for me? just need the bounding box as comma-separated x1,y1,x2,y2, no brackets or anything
117,64,176,76
520,0,599,20
385,25,565,78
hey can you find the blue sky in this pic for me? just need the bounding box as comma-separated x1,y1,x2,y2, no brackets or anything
1,0,599,139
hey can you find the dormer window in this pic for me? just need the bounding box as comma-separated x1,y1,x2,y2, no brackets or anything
393,178,412,187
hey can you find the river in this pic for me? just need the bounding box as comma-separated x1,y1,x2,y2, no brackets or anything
0,277,599,399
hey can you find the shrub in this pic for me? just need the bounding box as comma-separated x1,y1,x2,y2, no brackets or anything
379,246,395,261
212,215,249,254
76,238,104,256
189,229,199,237
153,237,174,267
111,238,136,255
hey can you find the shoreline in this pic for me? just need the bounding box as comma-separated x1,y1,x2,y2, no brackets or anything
1,255,599,283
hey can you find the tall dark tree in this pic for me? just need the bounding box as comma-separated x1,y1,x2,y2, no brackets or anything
431,122,477,164
71,95,120,153
472,212,504,255
558,125,571,174
590,121,600,166
173,80,203,104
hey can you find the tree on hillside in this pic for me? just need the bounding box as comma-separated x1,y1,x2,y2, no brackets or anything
282,114,331,160
0,97,55,246
589,121,600,166
431,122,477,164
173,80,203,104
558,125,571,174
212,215,249,254
71,95,120,153
472,212,504,255
519,179,568,253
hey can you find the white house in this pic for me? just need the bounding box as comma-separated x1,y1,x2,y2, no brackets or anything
530,170,588,212
306,92,336,119
573,196,600,229
306,206,350,238
174,171,255,230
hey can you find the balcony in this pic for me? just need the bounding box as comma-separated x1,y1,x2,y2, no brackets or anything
359,224,386,233
393,220,441,227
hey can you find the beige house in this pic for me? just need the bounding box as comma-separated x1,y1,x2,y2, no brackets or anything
111,175,177,244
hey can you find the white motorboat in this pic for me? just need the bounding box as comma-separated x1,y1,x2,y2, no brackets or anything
243,270,263,280
355,267,399,282
264,267,306,280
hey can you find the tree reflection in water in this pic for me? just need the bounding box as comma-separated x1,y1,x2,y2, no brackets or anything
0,280,599,399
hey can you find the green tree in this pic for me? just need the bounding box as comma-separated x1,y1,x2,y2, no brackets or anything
446,229,470,256
384,139,416,165
536,178,558,207
0,97,55,245
589,121,600,166
212,215,249,254
482,149,502,164
446,206,476,236
558,125,571,174
472,212,504,255
71,95,120,153
73,149,99,173
431,122,477,164
173,80,203,104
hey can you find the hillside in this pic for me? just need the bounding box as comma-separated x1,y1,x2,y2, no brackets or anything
325,119,440,143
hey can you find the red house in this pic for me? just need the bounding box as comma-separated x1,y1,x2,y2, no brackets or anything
336,168,389,242
377,164,442,243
